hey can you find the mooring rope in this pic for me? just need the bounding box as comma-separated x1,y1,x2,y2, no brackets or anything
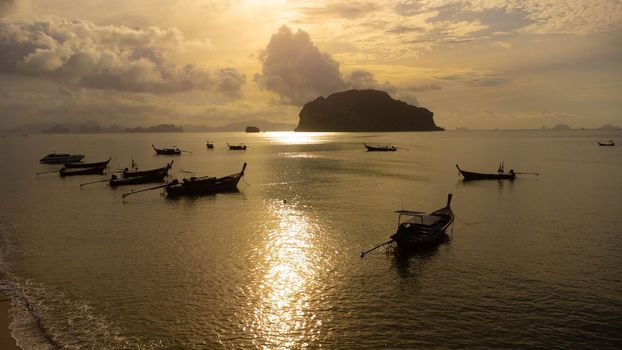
454,213,491,226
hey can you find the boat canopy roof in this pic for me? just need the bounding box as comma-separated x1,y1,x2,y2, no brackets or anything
44,153,71,157
395,210,426,215
401,214,443,226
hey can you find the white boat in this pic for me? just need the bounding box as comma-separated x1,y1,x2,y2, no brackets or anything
39,153,85,164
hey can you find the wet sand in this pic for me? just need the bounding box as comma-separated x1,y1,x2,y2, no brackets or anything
0,293,19,350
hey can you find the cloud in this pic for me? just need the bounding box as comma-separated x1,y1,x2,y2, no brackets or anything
346,69,396,92
0,17,245,95
254,25,348,105
433,71,508,87
299,2,381,20
255,25,404,105
403,83,442,92
0,0,28,17
394,0,622,36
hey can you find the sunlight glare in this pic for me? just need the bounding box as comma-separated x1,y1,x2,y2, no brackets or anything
251,201,319,349
263,131,329,145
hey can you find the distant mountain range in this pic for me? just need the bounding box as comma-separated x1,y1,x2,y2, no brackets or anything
596,124,620,130
2,119,296,134
543,123,620,130
183,120,295,132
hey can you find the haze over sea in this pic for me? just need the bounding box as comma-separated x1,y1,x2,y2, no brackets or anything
0,130,621,349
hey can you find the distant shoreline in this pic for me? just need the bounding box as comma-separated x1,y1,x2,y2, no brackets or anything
2,128,621,136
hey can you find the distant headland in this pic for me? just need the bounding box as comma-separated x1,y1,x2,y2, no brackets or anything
40,123,182,134
124,124,183,133
296,89,443,132
6,120,296,134
542,123,620,131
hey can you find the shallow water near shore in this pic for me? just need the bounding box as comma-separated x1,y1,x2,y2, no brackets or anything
0,130,621,349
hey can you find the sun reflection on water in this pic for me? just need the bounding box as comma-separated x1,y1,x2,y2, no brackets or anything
263,131,331,145
251,200,321,349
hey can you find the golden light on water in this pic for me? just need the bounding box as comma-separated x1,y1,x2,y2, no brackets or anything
263,131,330,145
252,201,320,349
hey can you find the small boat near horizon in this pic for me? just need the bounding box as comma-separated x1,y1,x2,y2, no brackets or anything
40,153,85,164
64,158,112,169
456,162,518,181
206,141,214,149
152,145,181,155
364,143,397,152
598,140,615,146
227,143,247,151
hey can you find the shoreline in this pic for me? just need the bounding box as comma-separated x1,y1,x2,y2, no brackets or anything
0,292,20,350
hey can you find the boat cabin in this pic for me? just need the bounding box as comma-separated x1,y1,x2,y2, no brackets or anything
393,210,445,236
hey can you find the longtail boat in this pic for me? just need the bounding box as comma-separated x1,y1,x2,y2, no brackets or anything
123,161,173,178
598,140,615,146
59,166,106,177
64,157,111,169
390,194,454,250
364,143,397,152
40,153,84,164
110,170,167,187
361,194,454,257
122,163,247,199
456,163,516,181
152,145,181,155
165,163,247,197
227,143,247,151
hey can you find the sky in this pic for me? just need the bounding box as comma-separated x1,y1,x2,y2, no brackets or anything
1,0,621,129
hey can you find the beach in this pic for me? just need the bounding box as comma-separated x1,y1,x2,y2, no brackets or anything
0,293,19,350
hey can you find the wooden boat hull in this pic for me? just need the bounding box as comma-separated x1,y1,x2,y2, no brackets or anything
598,141,615,146
123,162,172,178
110,171,167,187
165,163,246,198
227,145,246,150
64,158,111,168
154,149,181,155
40,154,84,164
364,144,396,152
152,145,181,155
456,165,515,180
60,166,106,177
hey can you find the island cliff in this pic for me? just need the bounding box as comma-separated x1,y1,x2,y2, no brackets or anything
296,89,442,132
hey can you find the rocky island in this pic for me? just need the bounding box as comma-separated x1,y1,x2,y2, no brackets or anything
295,89,442,132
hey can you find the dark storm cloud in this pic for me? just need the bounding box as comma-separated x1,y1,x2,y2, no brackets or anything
255,26,400,105
0,17,245,95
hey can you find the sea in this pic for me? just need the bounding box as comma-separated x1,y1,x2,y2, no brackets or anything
0,130,621,349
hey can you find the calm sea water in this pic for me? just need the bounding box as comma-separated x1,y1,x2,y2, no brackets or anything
0,130,621,349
